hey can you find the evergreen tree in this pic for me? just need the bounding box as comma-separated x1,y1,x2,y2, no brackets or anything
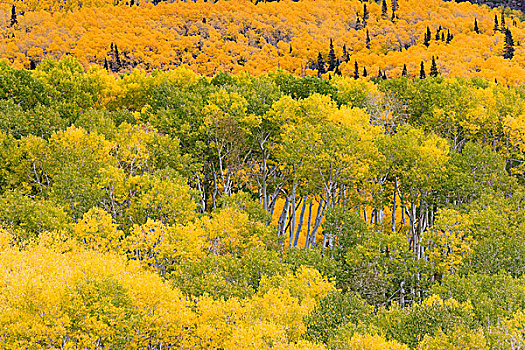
29,60,36,70
317,52,326,76
419,61,426,79
441,32,445,41
363,3,369,26
430,56,439,77
474,18,479,34
391,9,396,22
114,44,122,71
378,68,382,78
435,27,441,40
501,12,505,31
9,4,17,27
446,30,452,44
130,0,134,6
402,63,407,76
392,0,398,12
104,58,109,71
494,14,499,32
353,61,359,79
381,0,388,19
363,67,368,77
342,44,349,62
366,30,371,49
382,71,387,80
424,26,431,47
328,39,337,71
504,28,515,59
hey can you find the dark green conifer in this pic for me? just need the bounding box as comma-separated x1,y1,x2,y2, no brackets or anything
328,39,337,71
382,0,388,19
114,44,121,71
419,61,426,79
9,4,17,27
474,18,479,34
342,44,349,62
424,26,431,47
504,28,515,59
363,67,368,77
354,61,359,79
366,30,371,49
494,14,499,32
402,63,407,76
392,0,398,12
430,56,438,77
317,52,326,76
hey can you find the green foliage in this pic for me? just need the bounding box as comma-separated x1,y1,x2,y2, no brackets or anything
270,71,338,101
0,57,524,348
0,191,70,242
377,295,477,349
432,273,525,326
172,246,287,299
304,290,372,344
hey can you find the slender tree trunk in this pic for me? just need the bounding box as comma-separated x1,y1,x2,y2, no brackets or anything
277,196,290,237
305,198,314,248
288,185,298,249
294,195,308,247
313,198,329,250
411,202,417,255
211,163,219,209
392,179,397,233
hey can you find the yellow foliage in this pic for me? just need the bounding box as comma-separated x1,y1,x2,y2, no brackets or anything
0,226,13,250
124,218,205,275
202,206,264,256
73,207,123,252
418,328,488,350
424,208,474,275
0,246,196,348
346,333,409,350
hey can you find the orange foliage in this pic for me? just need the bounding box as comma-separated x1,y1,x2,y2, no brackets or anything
0,0,524,84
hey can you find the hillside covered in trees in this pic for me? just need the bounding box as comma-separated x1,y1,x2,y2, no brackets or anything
1,0,525,83
2,0,525,349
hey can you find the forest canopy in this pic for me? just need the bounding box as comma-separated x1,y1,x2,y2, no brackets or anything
0,57,524,348
1,0,525,83
2,0,525,348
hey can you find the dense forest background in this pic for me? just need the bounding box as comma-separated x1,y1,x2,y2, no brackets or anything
1,0,525,83
1,0,525,349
